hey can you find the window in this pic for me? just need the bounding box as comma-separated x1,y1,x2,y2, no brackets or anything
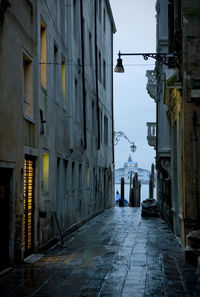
100,110,103,142
103,60,106,88
89,31,93,66
99,0,102,22
41,20,47,89
64,160,68,193
23,53,33,119
98,50,101,82
42,153,49,192
73,0,78,40
103,8,106,32
72,162,75,191
99,168,102,194
93,168,96,196
104,116,108,145
92,101,95,134
86,166,90,188
62,58,66,100
54,44,58,100
75,79,79,121
79,164,82,189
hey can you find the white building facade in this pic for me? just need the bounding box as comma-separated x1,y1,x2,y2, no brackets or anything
115,155,150,184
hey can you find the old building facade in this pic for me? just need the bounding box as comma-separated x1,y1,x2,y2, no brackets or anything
0,0,115,270
147,0,200,247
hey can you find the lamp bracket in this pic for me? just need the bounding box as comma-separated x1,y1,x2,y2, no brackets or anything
118,51,181,68
114,131,136,153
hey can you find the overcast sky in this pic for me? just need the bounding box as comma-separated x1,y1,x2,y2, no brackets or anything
109,0,157,171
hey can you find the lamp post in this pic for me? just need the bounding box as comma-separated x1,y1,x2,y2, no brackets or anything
114,51,181,73
114,131,136,153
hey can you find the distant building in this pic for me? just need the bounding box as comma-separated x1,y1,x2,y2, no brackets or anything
115,155,150,184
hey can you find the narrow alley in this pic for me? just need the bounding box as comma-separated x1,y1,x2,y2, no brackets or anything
0,207,199,297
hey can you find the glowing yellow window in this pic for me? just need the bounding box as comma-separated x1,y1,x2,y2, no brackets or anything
42,153,49,192
62,58,66,100
41,20,47,89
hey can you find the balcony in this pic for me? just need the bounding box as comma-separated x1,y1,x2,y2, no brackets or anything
146,122,156,148
146,70,157,101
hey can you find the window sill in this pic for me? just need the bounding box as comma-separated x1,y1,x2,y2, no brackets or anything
24,114,35,124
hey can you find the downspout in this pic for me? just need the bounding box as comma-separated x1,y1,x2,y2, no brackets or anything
94,0,100,150
67,0,74,151
111,27,114,164
156,64,160,206
192,111,200,227
80,0,87,150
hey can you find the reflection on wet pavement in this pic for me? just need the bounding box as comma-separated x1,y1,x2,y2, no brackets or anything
0,207,199,297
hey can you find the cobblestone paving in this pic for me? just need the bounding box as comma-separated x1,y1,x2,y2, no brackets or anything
0,207,199,297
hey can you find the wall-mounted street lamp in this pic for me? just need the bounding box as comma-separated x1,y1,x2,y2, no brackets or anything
114,51,181,73
114,131,136,153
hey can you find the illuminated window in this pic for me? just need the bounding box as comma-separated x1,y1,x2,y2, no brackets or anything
42,153,49,192
23,53,33,119
86,166,90,187
41,20,47,89
62,58,66,100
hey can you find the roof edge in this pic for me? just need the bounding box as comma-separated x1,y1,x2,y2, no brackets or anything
106,0,117,33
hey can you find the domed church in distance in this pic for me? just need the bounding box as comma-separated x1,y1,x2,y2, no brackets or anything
115,155,150,184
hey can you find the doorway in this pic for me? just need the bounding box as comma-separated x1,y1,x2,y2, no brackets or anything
23,157,35,258
0,168,13,270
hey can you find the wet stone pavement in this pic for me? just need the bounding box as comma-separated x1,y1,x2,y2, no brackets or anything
0,207,199,297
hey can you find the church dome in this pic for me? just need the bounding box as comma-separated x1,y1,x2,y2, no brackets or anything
124,154,138,169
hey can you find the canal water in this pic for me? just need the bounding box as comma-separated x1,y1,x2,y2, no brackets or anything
115,183,156,203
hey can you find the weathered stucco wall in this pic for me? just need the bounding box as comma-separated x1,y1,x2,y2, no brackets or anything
0,0,115,267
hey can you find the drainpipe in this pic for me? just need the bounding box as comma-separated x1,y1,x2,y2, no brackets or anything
66,0,74,151
111,28,114,164
80,0,87,150
94,0,100,150
192,111,200,227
